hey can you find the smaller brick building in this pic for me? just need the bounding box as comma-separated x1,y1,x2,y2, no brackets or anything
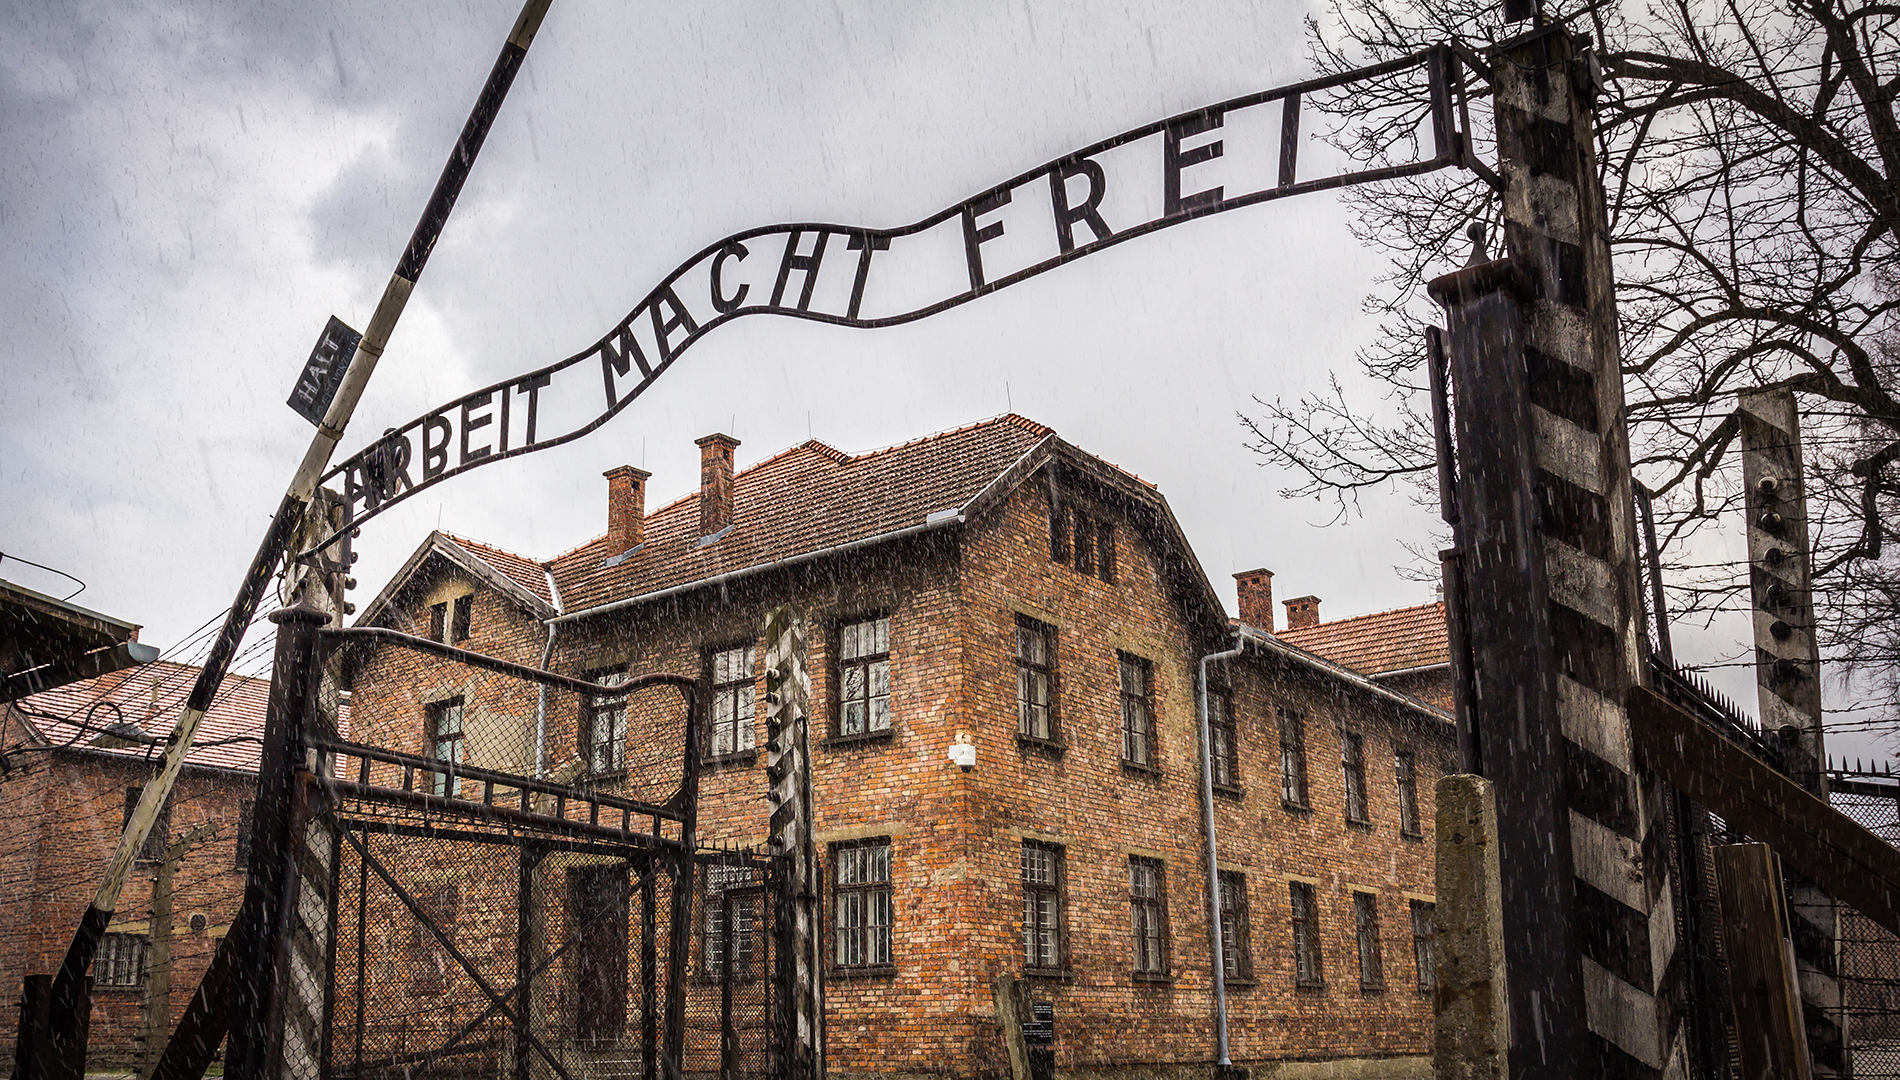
0,661,276,1069
343,414,1457,1077
1250,587,1453,714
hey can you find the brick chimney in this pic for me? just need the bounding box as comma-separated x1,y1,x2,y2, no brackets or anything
695,433,740,537
1234,568,1274,631
603,465,651,552
1283,595,1322,630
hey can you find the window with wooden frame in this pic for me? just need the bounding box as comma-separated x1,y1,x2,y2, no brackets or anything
1341,730,1370,825
1048,500,1115,584
123,787,170,863
1209,685,1239,790
429,601,448,643
1278,708,1310,809
234,800,254,870
836,616,891,738
427,698,464,797
1289,881,1323,987
706,644,757,759
1217,871,1253,981
1410,900,1437,993
1354,890,1385,990
583,668,629,776
1021,841,1065,973
702,864,761,979
1128,856,1169,977
1395,748,1422,838
568,866,627,1043
1015,617,1058,744
451,593,473,643
1119,653,1156,770
96,933,146,988
832,839,893,970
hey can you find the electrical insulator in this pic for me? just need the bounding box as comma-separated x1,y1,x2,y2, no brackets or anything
1756,476,1782,497
1757,511,1785,534
1770,620,1793,641
343,602,356,616
1763,582,1788,608
1766,547,1789,566
344,577,358,590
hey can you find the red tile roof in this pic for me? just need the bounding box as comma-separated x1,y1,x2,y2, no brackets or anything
8,659,326,773
1274,601,1449,676
438,533,552,604
548,414,1054,614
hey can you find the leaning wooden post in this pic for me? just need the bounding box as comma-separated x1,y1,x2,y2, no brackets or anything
1714,844,1814,1080
1739,386,1844,1075
765,606,823,1078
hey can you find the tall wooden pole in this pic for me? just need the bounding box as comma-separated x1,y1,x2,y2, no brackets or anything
44,1,556,1061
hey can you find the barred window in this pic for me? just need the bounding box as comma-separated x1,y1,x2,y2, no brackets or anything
1209,687,1239,789
1021,841,1064,972
837,616,892,737
1129,857,1169,976
451,594,473,643
1217,871,1252,981
1342,730,1369,824
833,840,892,969
1119,653,1155,768
1015,617,1057,743
97,933,146,988
1290,881,1322,987
703,864,761,979
1395,749,1421,837
584,669,629,775
428,698,464,797
1355,891,1385,990
1278,708,1309,809
707,644,757,758
1411,900,1437,993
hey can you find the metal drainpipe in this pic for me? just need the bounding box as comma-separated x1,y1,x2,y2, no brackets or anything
1199,636,1245,1067
532,622,557,779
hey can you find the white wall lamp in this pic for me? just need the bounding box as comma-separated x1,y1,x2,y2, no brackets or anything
948,729,976,772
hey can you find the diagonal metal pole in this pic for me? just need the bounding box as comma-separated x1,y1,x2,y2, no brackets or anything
45,0,556,1045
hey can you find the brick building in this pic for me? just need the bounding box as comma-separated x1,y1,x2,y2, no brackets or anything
343,414,1455,1077
1252,587,1453,714
1,660,274,1069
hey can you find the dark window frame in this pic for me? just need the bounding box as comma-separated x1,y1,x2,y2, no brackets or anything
450,593,473,643
1342,729,1370,825
1354,890,1386,991
1209,685,1240,792
96,932,147,989
705,642,758,762
835,615,893,740
1015,616,1060,747
1118,653,1157,772
123,787,170,864
1411,899,1438,994
1278,708,1310,810
582,667,629,777
701,864,763,981
1048,499,1114,584
1217,870,1253,982
1128,856,1170,978
1290,880,1323,988
1021,841,1066,975
1395,748,1422,838
429,601,448,643
427,697,465,798
831,839,894,973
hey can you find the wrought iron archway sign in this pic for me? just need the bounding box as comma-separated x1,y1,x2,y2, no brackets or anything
315,45,1474,551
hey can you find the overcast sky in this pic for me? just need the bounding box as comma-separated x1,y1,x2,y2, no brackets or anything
3,1,1846,752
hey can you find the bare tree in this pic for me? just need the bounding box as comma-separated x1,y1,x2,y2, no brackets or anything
1244,0,1900,737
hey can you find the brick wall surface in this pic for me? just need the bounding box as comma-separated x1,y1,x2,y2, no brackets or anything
336,463,1453,1077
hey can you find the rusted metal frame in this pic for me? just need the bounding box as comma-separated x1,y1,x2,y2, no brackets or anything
336,817,651,857
328,1039,501,1078
333,826,584,1080
310,736,681,826
721,892,738,1079
320,776,686,850
642,865,659,1080
352,831,366,1078
320,823,342,1080
1628,686,1900,935
663,682,703,1074
512,846,541,1080
319,626,687,700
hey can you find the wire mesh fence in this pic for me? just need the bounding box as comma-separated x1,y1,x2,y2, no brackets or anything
1831,776,1900,1079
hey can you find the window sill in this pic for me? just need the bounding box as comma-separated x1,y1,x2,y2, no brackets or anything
583,769,628,784
701,751,758,770
1213,784,1245,801
1282,801,1312,815
823,729,894,749
1346,818,1374,832
1295,979,1327,991
1121,760,1162,779
1131,971,1175,984
1222,976,1258,989
1016,735,1067,758
1021,967,1073,981
95,985,144,995
829,963,896,980
1400,829,1425,842
1360,983,1387,994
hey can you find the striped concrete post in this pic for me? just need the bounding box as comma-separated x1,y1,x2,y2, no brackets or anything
1433,24,1688,1079
1739,387,1844,1075
765,606,823,1078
